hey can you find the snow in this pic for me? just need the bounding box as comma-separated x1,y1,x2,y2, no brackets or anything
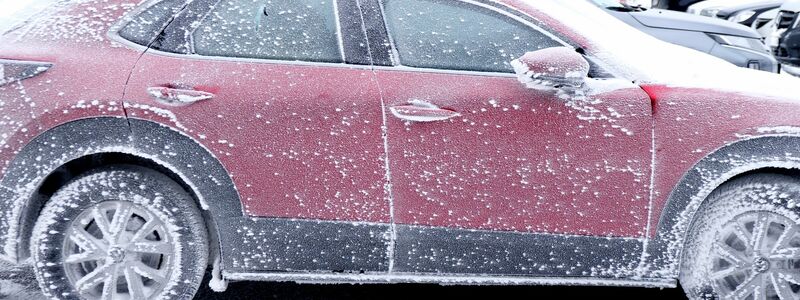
146,87,214,106
5,0,138,43
223,271,674,288
524,1,800,101
756,126,800,135
209,254,228,292
379,96,397,273
511,47,590,91
388,100,462,123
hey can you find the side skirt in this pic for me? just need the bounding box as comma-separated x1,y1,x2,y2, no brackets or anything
219,217,654,284
222,272,677,288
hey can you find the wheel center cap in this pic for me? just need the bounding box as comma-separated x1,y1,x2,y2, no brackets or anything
108,246,125,264
753,257,771,273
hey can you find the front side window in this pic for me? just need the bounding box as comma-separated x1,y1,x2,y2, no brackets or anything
193,0,343,63
118,0,187,47
382,0,561,73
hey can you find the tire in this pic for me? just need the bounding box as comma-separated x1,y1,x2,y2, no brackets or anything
31,165,208,300
680,174,800,300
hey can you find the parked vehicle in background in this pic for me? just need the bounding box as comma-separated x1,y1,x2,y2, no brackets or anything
772,0,800,69
621,0,653,8
752,7,781,37
594,0,778,72
2,0,800,300
652,0,705,11
687,0,771,17
714,0,785,26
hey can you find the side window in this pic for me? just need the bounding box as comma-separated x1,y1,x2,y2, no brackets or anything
382,0,562,73
118,0,187,47
193,0,343,63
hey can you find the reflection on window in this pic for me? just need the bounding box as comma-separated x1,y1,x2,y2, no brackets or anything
383,0,560,73
194,0,342,63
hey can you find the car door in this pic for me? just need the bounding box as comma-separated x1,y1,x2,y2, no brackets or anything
119,0,392,273
366,0,655,276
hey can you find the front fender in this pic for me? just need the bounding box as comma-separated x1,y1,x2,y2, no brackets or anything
642,134,800,278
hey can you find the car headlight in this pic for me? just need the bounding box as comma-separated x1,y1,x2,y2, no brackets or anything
729,10,756,23
707,33,770,52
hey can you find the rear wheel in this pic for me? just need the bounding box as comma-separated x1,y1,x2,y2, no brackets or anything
31,166,208,300
680,174,800,300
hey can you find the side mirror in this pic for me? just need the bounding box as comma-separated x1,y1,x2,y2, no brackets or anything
511,47,590,90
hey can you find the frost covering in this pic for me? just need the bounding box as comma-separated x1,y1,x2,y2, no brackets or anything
511,47,590,90
524,1,800,100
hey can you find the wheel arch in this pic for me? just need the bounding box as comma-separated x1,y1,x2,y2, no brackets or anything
643,134,800,279
0,117,242,264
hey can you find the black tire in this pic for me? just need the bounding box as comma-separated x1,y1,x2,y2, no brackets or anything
31,165,208,300
680,173,800,300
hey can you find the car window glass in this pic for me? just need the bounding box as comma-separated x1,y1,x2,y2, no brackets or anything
118,0,187,47
382,0,561,73
193,0,342,63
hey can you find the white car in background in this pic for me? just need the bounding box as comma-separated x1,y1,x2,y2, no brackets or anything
752,8,781,37
688,0,772,16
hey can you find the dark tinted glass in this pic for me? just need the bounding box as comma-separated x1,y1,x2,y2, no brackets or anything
383,0,561,73
118,0,187,46
193,0,342,63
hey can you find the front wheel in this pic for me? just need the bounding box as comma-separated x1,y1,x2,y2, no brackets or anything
31,166,208,300
680,174,800,300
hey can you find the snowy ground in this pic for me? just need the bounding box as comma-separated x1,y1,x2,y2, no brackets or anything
0,260,686,299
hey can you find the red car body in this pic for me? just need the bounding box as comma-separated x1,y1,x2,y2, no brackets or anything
1,0,800,291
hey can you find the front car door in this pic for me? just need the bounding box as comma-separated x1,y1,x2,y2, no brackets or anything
117,0,392,274
364,0,656,278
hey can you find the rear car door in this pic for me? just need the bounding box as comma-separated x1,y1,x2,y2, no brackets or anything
365,0,655,276
117,0,392,273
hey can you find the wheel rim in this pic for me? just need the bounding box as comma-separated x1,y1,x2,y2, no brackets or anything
62,201,174,300
709,211,800,300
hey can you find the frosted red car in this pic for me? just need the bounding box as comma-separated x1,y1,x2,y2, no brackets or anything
1,0,800,299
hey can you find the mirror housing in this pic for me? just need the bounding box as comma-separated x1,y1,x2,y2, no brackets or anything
511,47,590,90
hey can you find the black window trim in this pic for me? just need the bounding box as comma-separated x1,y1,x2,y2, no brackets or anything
108,0,374,67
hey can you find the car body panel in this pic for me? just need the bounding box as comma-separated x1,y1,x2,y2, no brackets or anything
376,69,653,237
592,2,777,72
0,0,799,288
687,0,767,15
715,0,783,26
123,54,391,223
630,9,761,38
652,0,705,12
772,1,800,66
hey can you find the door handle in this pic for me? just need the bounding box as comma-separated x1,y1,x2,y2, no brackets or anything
147,86,214,106
389,101,460,122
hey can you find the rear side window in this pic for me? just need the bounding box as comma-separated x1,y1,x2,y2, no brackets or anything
193,0,343,63
118,0,187,47
382,0,561,73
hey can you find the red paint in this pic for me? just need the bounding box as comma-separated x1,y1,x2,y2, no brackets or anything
123,56,390,223
1,0,798,240
644,84,800,237
377,70,653,237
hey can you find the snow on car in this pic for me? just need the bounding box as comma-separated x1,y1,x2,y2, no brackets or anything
1,0,800,299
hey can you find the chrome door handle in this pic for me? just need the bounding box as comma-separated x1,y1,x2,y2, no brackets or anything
147,87,214,106
389,101,460,122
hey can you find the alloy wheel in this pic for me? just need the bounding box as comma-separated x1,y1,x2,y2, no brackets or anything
709,211,800,300
62,201,174,300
